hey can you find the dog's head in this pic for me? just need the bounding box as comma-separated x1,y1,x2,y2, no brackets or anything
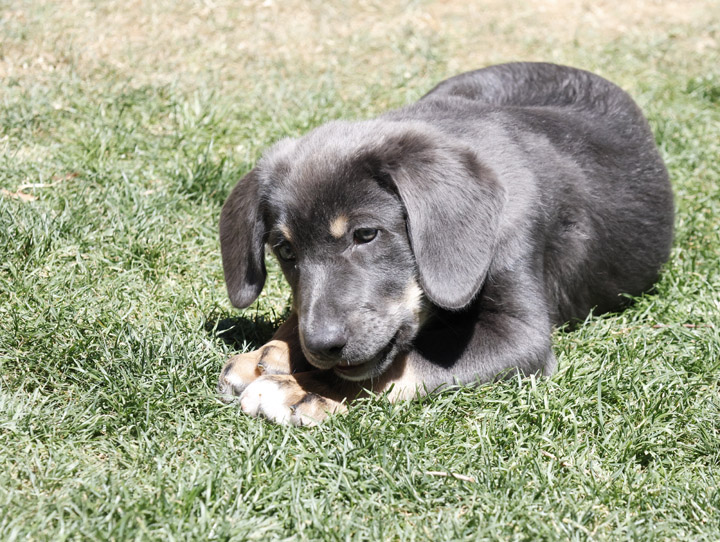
220,120,504,381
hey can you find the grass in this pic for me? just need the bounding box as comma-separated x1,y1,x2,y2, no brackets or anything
1,0,719,540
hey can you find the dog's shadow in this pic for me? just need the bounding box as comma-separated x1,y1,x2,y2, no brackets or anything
205,311,287,351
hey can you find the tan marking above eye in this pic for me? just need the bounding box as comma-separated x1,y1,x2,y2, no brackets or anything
278,224,293,241
330,215,348,238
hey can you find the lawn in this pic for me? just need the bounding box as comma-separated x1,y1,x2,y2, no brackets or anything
1,0,719,540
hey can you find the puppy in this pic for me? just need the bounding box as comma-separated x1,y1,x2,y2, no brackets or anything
217,62,674,425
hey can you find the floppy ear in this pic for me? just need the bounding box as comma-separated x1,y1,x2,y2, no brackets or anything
219,169,267,308
374,131,505,310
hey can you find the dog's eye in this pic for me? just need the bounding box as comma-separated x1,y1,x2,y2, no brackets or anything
275,241,296,262
353,228,378,244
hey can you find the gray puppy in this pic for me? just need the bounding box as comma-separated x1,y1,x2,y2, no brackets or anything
217,62,674,425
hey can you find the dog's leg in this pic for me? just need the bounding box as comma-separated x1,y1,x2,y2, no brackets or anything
217,312,310,400
237,372,352,426
235,353,424,425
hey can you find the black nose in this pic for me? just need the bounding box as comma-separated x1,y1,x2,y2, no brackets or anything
303,324,346,361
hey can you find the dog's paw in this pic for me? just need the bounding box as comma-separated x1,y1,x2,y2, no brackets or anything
217,340,294,402
238,374,346,426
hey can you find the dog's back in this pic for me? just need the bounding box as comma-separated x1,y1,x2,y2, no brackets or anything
415,63,674,323
424,62,636,118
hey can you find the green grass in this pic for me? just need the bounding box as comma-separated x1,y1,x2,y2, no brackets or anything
1,1,719,540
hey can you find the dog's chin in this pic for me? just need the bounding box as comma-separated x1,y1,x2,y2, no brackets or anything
301,331,402,382
331,341,401,382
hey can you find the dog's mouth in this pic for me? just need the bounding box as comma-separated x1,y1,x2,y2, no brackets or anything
302,289,427,382
331,333,400,382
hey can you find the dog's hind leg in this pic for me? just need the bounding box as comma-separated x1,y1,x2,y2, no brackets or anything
217,312,310,401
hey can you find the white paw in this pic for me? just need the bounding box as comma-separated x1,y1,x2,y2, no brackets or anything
239,377,295,425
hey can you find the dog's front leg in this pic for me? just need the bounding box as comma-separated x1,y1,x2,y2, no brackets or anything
236,352,432,426
237,372,353,426
217,312,310,400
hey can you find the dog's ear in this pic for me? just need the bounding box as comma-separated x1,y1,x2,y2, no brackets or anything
219,169,267,308
372,131,505,310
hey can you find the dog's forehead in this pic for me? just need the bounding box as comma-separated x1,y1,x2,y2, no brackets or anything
272,158,356,210
263,168,399,247
270,165,396,238
256,121,404,241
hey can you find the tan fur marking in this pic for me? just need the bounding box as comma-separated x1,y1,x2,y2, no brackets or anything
266,375,310,405
392,278,430,327
278,224,293,241
403,279,425,320
220,351,262,385
329,215,348,238
217,313,305,399
256,341,293,374
269,374,349,425
293,394,348,426
375,353,424,401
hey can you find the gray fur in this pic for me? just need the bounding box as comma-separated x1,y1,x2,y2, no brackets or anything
219,62,674,388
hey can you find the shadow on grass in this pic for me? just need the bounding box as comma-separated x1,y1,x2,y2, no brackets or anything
204,310,287,351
